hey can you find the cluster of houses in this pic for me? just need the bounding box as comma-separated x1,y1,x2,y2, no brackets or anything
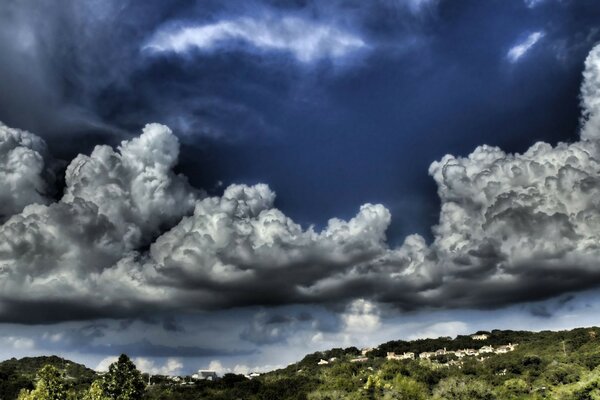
385,334,518,364
386,342,518,361
316,333,518,367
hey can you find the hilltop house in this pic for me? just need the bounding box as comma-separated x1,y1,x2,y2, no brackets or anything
495,343,517,354
195,371,218,381
387,352,414,360
317,359,329,365
350,357,369,363
419,352,435,359
464,348,478,356
435,348,447,356
361,347,375,356
471,334,489,341
479,346,494,354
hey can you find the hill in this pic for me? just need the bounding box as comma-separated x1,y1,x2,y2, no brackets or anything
4,327,600,399
0,356,96,400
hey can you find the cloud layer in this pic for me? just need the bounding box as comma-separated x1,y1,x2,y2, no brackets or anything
144,15,367,63
4,44,600,323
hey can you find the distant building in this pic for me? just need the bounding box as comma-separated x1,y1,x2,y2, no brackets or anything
350,357,369,363
386,352,414,360
361,347,374,356
328,357,338,362
479,346,494,354
419,352,434,359
471,334,489,341
435,348,447,356
466,348,479,356
196,370,218,381
245,372,261,379
495,343,517,354
317,359,329,365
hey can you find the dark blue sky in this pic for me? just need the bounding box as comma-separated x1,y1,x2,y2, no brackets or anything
5,0,600,374
1,0,597,244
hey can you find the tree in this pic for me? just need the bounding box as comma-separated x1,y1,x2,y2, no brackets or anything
99,355,145,400
83,381,110,400
17,365,70,400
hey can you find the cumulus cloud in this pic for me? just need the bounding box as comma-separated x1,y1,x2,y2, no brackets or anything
0,123,56,220
206,359,281,376
5,43,600,323
507,31,545,62
96,356,183,376
144,16,366,63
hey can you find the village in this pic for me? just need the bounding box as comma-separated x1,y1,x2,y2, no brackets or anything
160,333,519,385
316,333,519,369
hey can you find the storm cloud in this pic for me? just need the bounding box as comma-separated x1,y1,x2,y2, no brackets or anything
3,42,600,323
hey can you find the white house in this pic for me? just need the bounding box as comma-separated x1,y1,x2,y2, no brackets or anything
471,334,489,341
387,352,414,360
479,346,494,354
196,370,218,381
317,359,329,365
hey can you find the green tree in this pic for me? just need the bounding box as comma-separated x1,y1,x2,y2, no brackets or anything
83,381,110,400
17,365,69,400
99,355,145,400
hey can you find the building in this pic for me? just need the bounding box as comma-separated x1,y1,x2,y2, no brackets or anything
464,348,478,356
435,348,447,356
386,352,414,360
245,372,261,379
419,352,434,359
361,347,374,356
471,334,489,341
196,370,218,381
495,343,517,354
479,345,494,354
350,357,369,363
317,359,329,365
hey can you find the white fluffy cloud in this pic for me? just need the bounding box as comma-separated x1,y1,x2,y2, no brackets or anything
144,16,366,63
0,122,56,220
5,43,600,322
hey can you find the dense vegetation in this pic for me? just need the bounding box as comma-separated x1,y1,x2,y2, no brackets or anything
4,327,600,399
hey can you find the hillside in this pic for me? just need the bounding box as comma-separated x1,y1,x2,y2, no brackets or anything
0,356,96,400
4,327,600,399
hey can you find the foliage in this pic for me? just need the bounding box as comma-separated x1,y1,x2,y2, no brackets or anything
98,355,145,400
5,327,600,399
16,365,75,400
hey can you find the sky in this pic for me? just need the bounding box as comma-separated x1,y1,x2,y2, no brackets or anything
3,0,600,376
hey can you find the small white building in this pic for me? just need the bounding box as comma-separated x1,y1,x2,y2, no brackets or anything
464,348,478,356
361,347,374,356
479,346,494,354
350,357,369,363
387,352,414,360
435,348,447,356
471,334,489,341
317,359,329,365
419,352,434,359
196,370,218,381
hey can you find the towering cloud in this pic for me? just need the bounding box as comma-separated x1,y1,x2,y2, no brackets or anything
4,44,600,324
0,123,56,220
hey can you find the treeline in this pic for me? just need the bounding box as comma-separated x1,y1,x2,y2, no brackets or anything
4,327,600,399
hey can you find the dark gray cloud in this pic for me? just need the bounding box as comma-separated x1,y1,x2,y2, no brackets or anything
5,1,600,325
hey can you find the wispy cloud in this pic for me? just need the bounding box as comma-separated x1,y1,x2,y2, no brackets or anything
507,31,545,62
144,16,367,63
